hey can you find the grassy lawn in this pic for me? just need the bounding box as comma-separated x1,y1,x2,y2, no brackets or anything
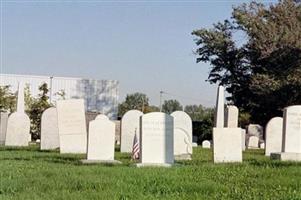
0,145,301,200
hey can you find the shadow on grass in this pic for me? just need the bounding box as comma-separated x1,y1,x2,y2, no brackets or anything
246,158,301,168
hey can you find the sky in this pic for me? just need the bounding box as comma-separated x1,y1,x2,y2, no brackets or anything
0,0,276,107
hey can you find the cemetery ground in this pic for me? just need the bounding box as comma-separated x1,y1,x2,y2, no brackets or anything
0,146,301,200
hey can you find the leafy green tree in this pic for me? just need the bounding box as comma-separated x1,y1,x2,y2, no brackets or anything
0,86,16,112
184,104,214,143
26,83,52,140
144,105,160,113
192,0,301,125
118,93,149,117
162,99,183,114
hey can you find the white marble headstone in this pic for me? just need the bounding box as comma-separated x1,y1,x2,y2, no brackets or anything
202,140,211,148
247,136,259,149
241,129,246,151
121,110,143,153
214,86,224,128
56,99,87,154
95,114,109,121
5,112,30,146
225,105,238,128
213,128,242,163
139,112,174,166
265,117,283,156
282,106,301,153
0,112,9,145
17,82,25,113
171,111,192,158
87,118,115,161
41,107,59,150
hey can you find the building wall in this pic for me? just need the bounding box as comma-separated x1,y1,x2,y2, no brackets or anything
0,74,119,119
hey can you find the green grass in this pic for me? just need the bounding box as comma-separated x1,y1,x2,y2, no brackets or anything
1,146,301,200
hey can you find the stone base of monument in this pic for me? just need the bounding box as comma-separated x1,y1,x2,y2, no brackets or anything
80,159,122,164
174,154,192,160
213,128,242,163
136,163,173,168
270,152,301,161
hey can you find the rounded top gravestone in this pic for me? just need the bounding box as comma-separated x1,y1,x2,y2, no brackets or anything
202,140,211,148
41,107,60,150
171,111,192,157
265,117,283,156
121,110,143,153
95,114,109,121
5,112,30,146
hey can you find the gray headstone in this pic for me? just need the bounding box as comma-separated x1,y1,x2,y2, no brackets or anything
5,112,30,146
41,107,59,150
0,112,9,145
247,124,263,139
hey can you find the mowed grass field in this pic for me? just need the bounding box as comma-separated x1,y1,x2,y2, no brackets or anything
0,146,301,200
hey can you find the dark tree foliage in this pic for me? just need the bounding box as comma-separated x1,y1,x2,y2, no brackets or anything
192,0,301,125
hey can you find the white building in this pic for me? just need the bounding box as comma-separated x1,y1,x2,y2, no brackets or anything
0,74,119,119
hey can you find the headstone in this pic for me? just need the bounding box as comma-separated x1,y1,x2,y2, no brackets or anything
213,128,242,163
202,140,211,148
214,86,224,128
247,124,263,139
40,107,59,150
17,82,25,113
138,112,174,167
56,99,87,154
225,105,239,128
83,118,120,163
271,106,301,161
241,129,246,151
5,112,30,146
0,112,9,145
121,110,143,153
171,111,192,160
260,142,265,149
95,114,109,121
265,117,283,156
192,142,198,147
247,136,259,149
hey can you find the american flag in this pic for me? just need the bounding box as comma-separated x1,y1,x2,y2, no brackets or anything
132,129,140,160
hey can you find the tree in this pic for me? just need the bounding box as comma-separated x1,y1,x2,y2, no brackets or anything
26,83,52,140
192,0,301,125
184,104,214,143
118,93,149,117
162,99,183,114
0,86,16,112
